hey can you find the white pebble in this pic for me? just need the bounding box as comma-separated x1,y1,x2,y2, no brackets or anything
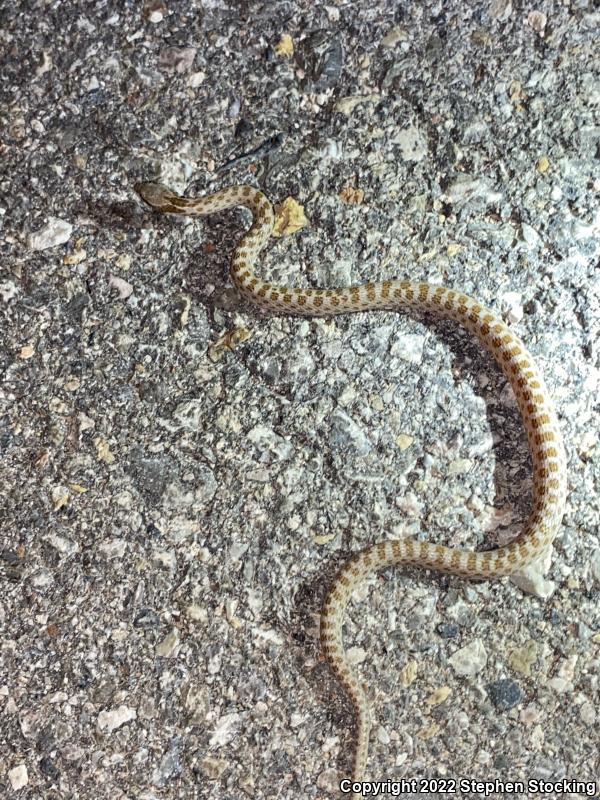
527,10,547,36
501,291,524,323
489,0,512,21
9,765,28,790
548,677,571,693
0,280,18,301
521,223,542,248
346,646,367,665
109,274,134,299
392,125,428,162
391,332,425,364
98,538,128,559
511,547,555,598
579,701,596,725
188,71,206,87
209,712,241,747
247,424,294,462
448,639,488,676
97,705,137,733
28,217,73,250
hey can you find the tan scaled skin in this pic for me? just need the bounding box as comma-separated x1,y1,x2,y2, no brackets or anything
135,181,567,799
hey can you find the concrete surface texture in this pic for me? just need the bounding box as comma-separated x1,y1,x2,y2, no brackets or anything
1,1,599,799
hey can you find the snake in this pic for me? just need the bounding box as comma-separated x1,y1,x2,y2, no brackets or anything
134,181,567,799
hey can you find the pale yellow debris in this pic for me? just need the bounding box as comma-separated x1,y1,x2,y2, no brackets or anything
274,33,294,57
426,686,452,706
369,394,384,412
417,722,441,740
334,94,380,116
399,660,418,687
395,433,413,451
95,437,116,464
509,80,526,112
116,254,132,270
536,156,550,173
20,345,35,359
447,243,463,257
64,238,87,264
313,532,336,545
272,197,309,237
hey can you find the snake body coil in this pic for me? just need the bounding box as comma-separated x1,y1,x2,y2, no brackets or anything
135,181,567,798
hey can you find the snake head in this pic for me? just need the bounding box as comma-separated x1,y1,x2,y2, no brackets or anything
134,182,180,211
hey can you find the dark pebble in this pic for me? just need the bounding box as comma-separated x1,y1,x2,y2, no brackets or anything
486,678,523,711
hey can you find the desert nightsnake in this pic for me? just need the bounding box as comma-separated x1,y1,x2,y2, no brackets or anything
135,181,567,799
